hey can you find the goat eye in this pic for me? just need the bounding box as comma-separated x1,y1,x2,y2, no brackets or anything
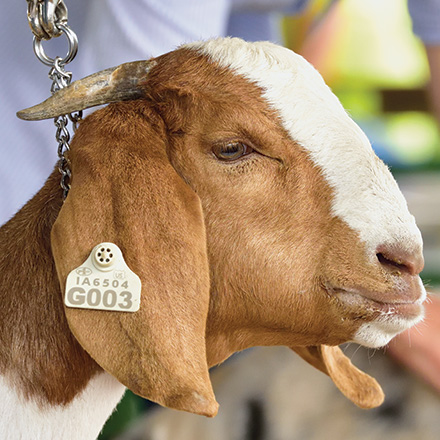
213,142,253,161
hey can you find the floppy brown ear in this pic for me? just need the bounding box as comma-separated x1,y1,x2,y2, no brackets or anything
51,101,218,416
291,345,384,409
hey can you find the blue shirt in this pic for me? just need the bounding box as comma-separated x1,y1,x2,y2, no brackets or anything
408,0,440,45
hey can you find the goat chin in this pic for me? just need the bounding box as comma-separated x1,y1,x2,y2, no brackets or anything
354,313,425,349
0,37,425,436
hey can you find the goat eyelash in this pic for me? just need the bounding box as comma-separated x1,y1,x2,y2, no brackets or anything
212,141,255,162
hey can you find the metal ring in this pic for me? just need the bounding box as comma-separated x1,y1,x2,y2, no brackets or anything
27,0,51,40
41,0,68,39
33,23,78,67
27,0,68,40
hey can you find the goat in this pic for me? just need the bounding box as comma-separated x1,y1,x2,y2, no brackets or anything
0,37,426,439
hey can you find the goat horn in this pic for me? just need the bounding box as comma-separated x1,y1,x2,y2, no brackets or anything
17,60,157,121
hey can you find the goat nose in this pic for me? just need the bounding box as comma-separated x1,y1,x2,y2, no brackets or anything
376,244,424,276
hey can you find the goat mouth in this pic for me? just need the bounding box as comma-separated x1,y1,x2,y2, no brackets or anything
333,288,425,321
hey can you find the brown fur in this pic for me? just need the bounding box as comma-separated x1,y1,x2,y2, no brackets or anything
0,172,100,406
0,48,423,414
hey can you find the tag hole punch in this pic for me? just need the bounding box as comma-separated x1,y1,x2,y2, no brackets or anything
93,243,118,270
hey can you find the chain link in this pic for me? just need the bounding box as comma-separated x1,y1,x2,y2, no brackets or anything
54,115,71,198
50,58,82,198
49,57,72,92
26,1,80,199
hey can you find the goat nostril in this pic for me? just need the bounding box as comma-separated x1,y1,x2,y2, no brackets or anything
377,253,408,273
376,247,424,276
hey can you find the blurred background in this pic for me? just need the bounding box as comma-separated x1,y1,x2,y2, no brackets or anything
2,0,439,439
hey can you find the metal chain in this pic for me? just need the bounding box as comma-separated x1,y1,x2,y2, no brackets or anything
48,56,82,198
26,1,80,199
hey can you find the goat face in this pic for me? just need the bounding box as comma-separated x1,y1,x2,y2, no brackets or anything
149,39,425,354
17,38,425,415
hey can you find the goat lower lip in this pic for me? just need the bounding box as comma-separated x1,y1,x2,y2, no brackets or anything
334,289,423,319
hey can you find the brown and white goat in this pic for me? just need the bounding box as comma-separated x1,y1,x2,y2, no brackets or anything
0,38,425,439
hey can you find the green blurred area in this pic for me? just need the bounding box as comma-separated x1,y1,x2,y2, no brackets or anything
98,391,153,440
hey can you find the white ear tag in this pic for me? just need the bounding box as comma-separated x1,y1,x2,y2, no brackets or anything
65,242,141,312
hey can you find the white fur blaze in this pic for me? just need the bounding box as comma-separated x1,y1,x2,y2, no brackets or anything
186,38,423,257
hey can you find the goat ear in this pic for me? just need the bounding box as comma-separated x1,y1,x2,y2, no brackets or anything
50,102,218,417
291,345,384,409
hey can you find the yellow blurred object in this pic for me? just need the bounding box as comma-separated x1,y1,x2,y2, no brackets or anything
282,0,337,53
283,0,430,89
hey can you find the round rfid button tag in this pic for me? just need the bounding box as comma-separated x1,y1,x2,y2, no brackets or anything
64,242,141,312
